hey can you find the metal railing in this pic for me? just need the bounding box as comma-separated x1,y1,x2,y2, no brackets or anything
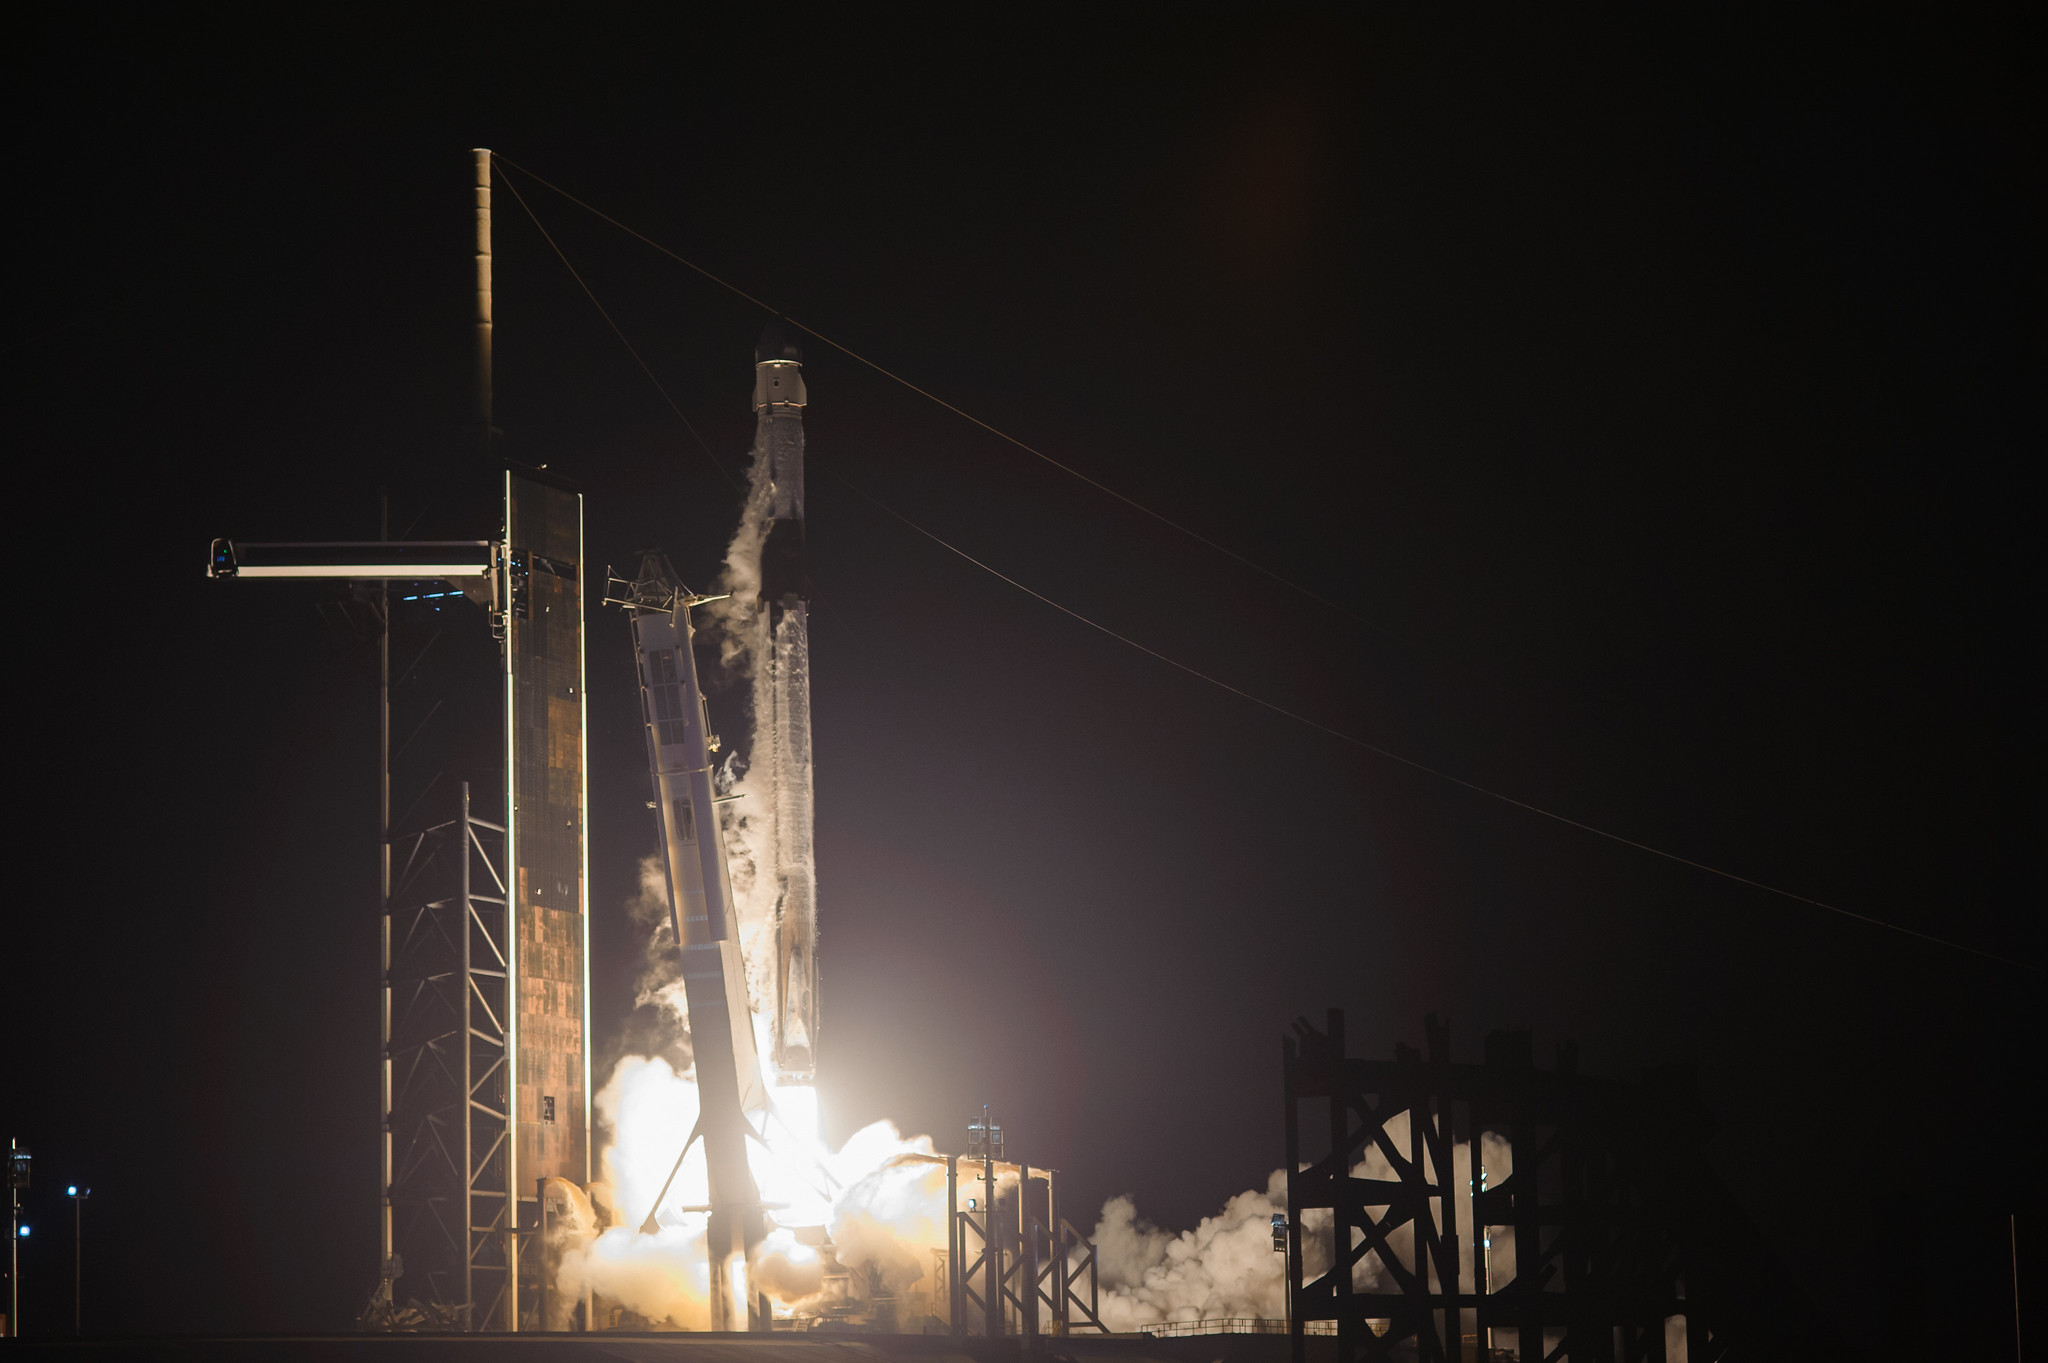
1140,1317,1341,1337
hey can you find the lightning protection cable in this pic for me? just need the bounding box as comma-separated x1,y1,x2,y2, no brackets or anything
821,465,2036,974
495,162,742,495
488,152,1425,655
502,155,2037,977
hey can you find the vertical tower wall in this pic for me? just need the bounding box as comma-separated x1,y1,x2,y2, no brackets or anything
506,471,591,1193
374,469,589,1331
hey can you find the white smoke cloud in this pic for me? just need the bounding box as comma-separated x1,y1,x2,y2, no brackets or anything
752,1228,825,1304
1095,1120,1516,1331
628,855,684,1015
550,1056,710,1326
555,1047,948,1326
1094,1171,1298,1329
700,417,789,1031
560,1223,714,1330
828,1155,951,1295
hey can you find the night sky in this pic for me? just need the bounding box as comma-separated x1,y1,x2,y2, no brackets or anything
6,10,2038,1355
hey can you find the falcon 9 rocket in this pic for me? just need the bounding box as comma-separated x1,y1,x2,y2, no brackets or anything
750,323,819,1085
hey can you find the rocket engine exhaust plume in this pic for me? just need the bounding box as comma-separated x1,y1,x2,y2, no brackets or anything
553,1052,947,1327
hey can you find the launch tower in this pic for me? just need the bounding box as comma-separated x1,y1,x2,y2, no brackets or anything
207,151,590,1332
210,474,590,1332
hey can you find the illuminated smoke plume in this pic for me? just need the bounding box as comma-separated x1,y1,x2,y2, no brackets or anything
615,431,785,1040
608,856,693,1075
1094,1171,1302,1329
1095,1116,1514,1330
557,1036,949,1325
827,1156,951,1295
700,424,788,1019
554,1055,711,1326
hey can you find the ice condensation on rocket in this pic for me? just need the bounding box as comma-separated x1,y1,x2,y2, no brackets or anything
710,322,819,1085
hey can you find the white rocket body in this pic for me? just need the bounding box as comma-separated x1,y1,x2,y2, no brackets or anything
749,326,820,1084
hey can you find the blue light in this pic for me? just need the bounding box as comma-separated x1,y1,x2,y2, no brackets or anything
67,1185,77,1196
17,1225,27,1237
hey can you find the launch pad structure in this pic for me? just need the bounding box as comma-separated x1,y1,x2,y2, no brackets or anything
201,147,1129,1340
209,150,592,1330
944,1131,1109,1342
212,474,591,1332
204,147,855,1335
139,141,1906,1360
1284,1011,1810,1363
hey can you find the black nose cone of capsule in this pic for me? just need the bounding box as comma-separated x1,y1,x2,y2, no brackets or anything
756,321,803,365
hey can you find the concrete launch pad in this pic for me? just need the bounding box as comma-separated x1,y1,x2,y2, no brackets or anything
0,1331,1342,1363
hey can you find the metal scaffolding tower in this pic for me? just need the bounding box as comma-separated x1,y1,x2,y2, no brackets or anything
386,781,514,1320
1284,1010,1804,1363
209,148,588,1332
210,468,590,1331
945,1116,1106,1342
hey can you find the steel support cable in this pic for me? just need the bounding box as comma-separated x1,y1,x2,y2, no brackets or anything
496,156,1011,723
1,278,179,357
486,153,1415,650
819,465,2037,974
499,153,2034,976
492,160,741,494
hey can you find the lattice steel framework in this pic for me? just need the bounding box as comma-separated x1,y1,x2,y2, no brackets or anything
210,468,586,1333
946,1153,1104,1340
385,782,516,1325
217,157,588,1333
1285,1010,1793,1363
374,470,588,1331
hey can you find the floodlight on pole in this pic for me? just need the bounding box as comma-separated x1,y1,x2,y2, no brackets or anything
68,1184,91,1335
7,1139,27,1340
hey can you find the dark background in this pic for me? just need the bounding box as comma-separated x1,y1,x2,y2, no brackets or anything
4,8,2038,1356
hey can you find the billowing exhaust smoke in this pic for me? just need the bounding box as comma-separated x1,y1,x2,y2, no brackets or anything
1095,1114,1515,1330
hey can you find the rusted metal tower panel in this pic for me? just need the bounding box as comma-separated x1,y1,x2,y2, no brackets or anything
211,469,589,1333
505,471,589,1195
